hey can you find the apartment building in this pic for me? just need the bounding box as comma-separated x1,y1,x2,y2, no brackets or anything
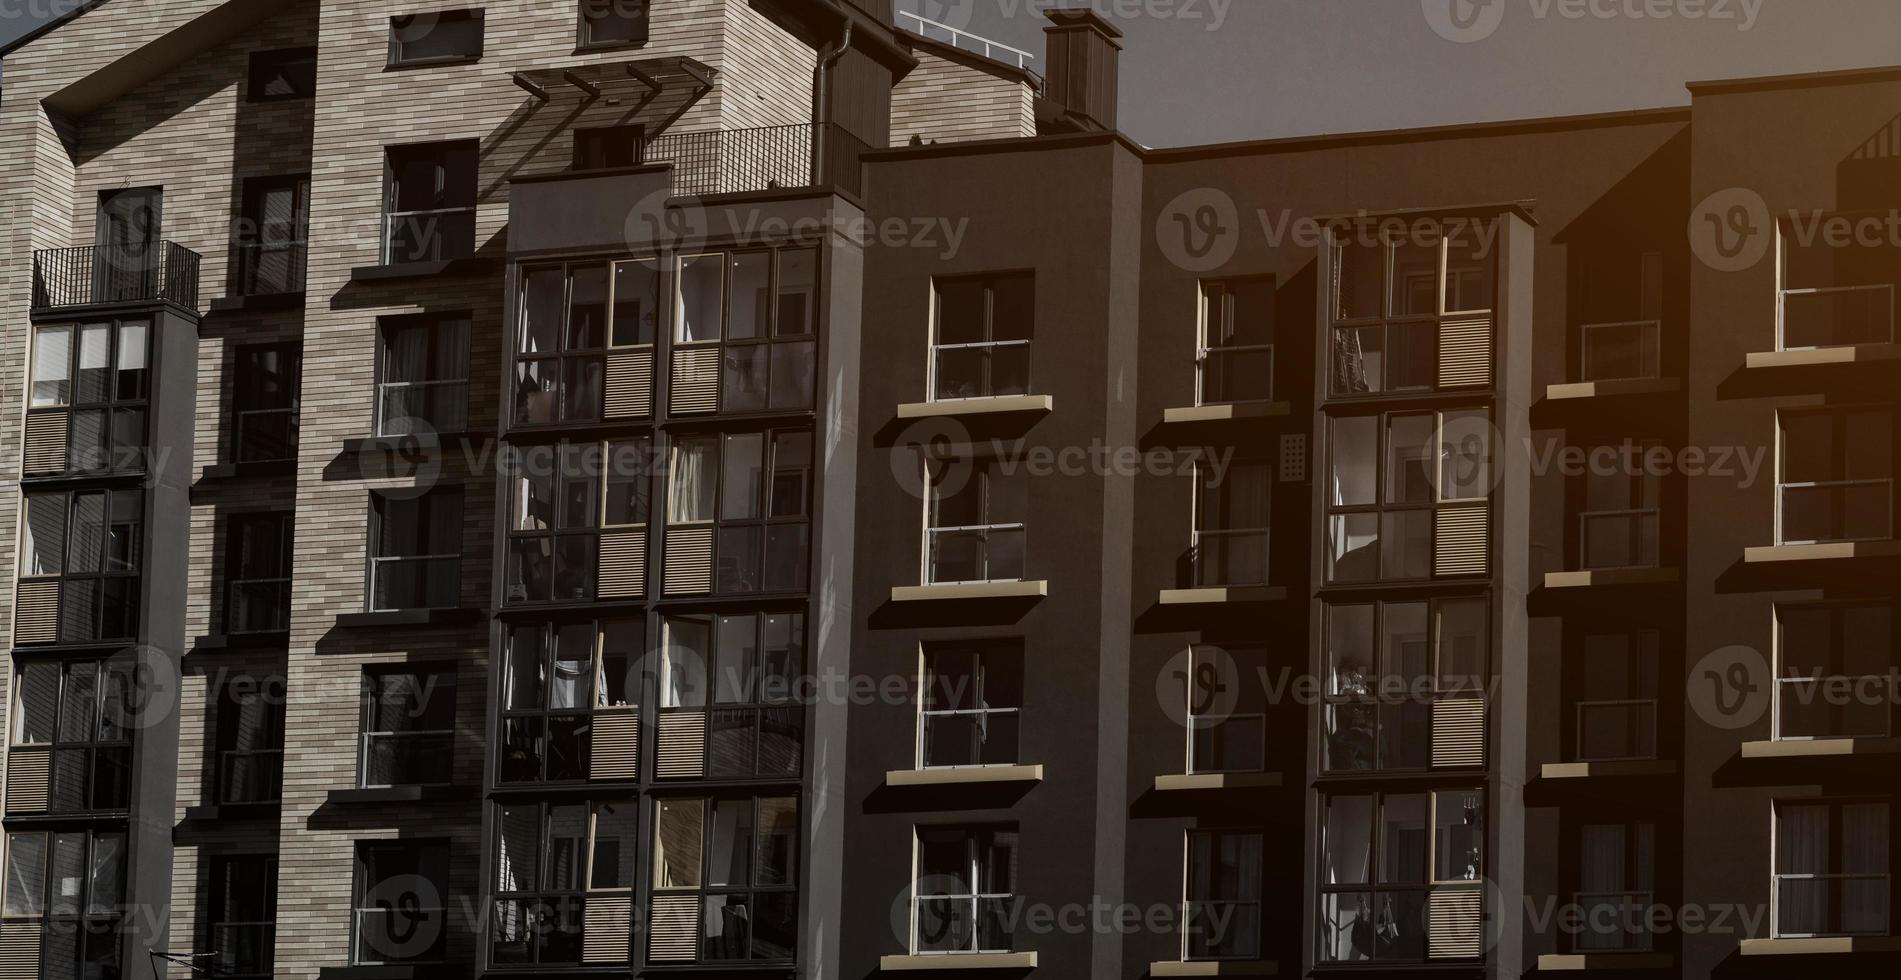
3,1,1901,979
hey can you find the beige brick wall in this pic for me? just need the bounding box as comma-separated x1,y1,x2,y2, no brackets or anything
889,45,1037,146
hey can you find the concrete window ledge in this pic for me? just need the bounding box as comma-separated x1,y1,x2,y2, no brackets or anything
896,395,1054,419
1154,772,1282,792
1741,936,1901,956
1150,959,1278,976
891,581,1048,603
880,952,1038,971
1160,403,1290,425
1742,737,1901,759
1158,586,1286,605
1539,759,1678,780
1542,567,1679,589
1744,540,1901,563
1536,953,1675,971
1746,344,1901,370
886,765,1044,788
1544,377,1681,401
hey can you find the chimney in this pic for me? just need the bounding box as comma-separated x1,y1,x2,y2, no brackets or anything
1042,7,1122,132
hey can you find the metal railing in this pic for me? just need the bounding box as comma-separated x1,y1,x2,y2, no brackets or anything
1576,699,1657,762
1192,528,1270,588
206,922,275,978
32,242,201,311
1778,479,1893,545
368,555,461,611
1572,891,1655,952
645,122,871,199
1775,873,1891,937
1579,320,1661,382
231,241,307,296
1779,284,1894,351
219,748,284,804
354,905,448,964
228,578,291,634
1199,344,1275,405
1579,509,1660,570
360,730,455,787
927,524,1026,585
897,10,1036,69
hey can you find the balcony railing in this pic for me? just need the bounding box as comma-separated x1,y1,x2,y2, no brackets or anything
1778,479,1893,545
220,748,284,804
1579,509,1660,570
645,122,870,199
1775,873,1890,938
1192,528,1270,588
360,730,455,787
231,241,308,296
1199,344,1275,405
207,922,275,978
32,242,202,312
1780,284,1894,351
1579,320,1661,382
1576,699,1657,762
1572,891,1654,952
228,578,291,634
927,524,1025,585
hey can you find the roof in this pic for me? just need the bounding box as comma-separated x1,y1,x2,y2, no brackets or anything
1687,63,1901,96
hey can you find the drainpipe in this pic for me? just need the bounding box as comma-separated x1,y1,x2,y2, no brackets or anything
811,0,853,185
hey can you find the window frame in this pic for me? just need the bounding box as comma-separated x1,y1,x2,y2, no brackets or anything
26,318,151,476
1196,276,1276,406
1181,829,1265,962
658,611,805,780
1192,456,1271,588
1574,439,1663,571
245,46,317,101
576,0,651,50
1774,601,1895,742
1321,597,1489,774
376,312,473,437
928,271,1035,403
923,457,1026,586
204,852,279,979
1568,819,1657,954
665,428,814,596
498,618,643,784
8,659,136,813
387,8,486,67
213,672,286,806
1183,643,1268,776
917,640,1022,771
382,140,479,264
492,799,637,967
231,341,301,464
1776,406,1895,546
1328,227,1496,398
16,487,145,644
1568,628,1661,764
358,667,458,789
1777,214,1899,352
224,511,293,635
2,828,128,976
672,247,821,414
1317,789,1486,963
1325,408,1492,584
366,487,465,612
506,440,653,604
1771,797,1894,939
351,837,449,966
651,795,801,962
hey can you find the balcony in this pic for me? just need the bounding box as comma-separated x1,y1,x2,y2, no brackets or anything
646,122,871,199
1546,320,1680,400
31,242,201,312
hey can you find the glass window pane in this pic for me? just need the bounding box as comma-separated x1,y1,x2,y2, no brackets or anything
991,275,1034,342
707,800,754,887
1446,229,1496,312
776,248,817,337
1380,794,1428,883
591,802,637,890
1335,241,1384,320
521,268,565,355
568,265,609,350
1435,599,1488,692
4,835,45,917
611,259,660,347
768,340,816,409
545,804,587,891
935,279,986,346
76,323,111,404
31,325,72,407
1329,416,1378,507
668,437,717,523
678,254,725,343
663,618,709,708
720,433,764,521
1391,241,1439,317
1324,796,1374,885
757,797,798,886
496,804,538,892
1385,415,1436,505
654,799,704,889
728,252,770,340
1434,791,1484,881
604,440,651,526
714,614,755,704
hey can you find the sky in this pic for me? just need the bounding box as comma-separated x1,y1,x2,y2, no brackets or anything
5,0,1899,147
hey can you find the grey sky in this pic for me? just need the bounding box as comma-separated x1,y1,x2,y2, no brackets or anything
4,0,1895,148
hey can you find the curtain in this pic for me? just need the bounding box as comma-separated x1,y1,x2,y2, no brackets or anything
669,440,714,523
1778,803,1828,934
1843,803,1890,933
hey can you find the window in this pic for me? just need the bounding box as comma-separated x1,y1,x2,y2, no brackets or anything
1326,410,1491,582
354,839,448,965
17,488,144,643
1198,278,1274,404
1780,213,1899,350
1778,603,1893,740
1184,831,1263,962
1323,598,1487,772
500,620,642,783
1778,409,1892,545
378,313,471,435
931,273,1033,401
384,141,478,264
1571,630,1659,762
1183,644,1267,775
517,259,658,424
1319,790,1485,962
368,489,462,610
214,675,285,804
1330,226,1495,395
659,613,802,779
919,641,1021,769
10,660,134,812
1577,250,1663,382
651,797,799,961
359,669,456,788
1572,821,1655,952
1774,800,1891,938
234,175,309,295
206,855,277,978
1193,458,1270,587
926,457,1026,585
26,320,149,475
579,0,649,47
225,512,292,634
667,430,813,594
1578,443,1661,570
247,46,316,101
910,826,1017,954
673,248,819,413
389,9,484,66
2,829,125,978
232,343,300,463
573,125,644,170
508,441,652,603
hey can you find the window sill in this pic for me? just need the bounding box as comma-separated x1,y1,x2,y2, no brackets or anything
1539,759,1677,780
349,256,496,283
1153,772,1281,792
383,55,483,72
896,394,1053,420
1746,344,1901,370
1150,960,1278,977
880,952,1037,972
1741,936,1901,956
891,581,1048,603
1537,953,1674,971
207,291,304,315
1161,402,1290,425
1158,586,1285,606
181,801,280,822
1543,377,1680,401
320,964,461,980
886,765,1043,788
1542,567,1678,589
200,459,296,481
574,39,650,55
326,785,469,805
334,608,482,629
1742,737,1901,759
1744,540,1901,563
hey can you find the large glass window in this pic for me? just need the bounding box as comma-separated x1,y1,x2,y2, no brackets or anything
1198,278,1274,404
927,458,1027,585
673,248,819,413
234,174,309,296
354,839,449,965
919,641,1021,770
931,273,1033,401
388,9,484,66
659,613,802,779
579,0,649,47
359,668,456,788
1578,443,1662,570
1323,598,1487,772
383,141,478,264
205,854,277,978
378,313,470,435
1780,214,1900,350
27,320,148,475
232,343,300,463
368,488,462,610
1184,644,1268,775
1573,821,1656,952
911,826,1018,954
225,512,292,634
1327,410,1490,583
508,440,652,603
214,674,285,805
3,830,126,978
500,620,642,783
1778,409,1892,545
1319,790,1485,962
1330,226,1495,396
1778,603,1893,741
17,488,143,643
495,801,637,966
10,660,134,812
1577,250,1663,382
667,430,812,594
516,260,657,425
1571,629,1659,762
1774,800,1891,938
1194,458,1270,587
652,796,799,961
1185,831,1263,962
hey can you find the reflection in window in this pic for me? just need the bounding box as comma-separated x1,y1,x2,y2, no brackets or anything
932,273,1033,401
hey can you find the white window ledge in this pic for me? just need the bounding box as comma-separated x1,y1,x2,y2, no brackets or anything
1744,541,1901,563
1746,344,1901,370
1161,402,1290,425
886,765,1044,788
1741,936,1901,956
1539,759,1677,780
1544,377,1681,401
1154,772,1281,792
1742,737,1901,759
880,952,1038,971
1542,567,1678,589
891,581,1048,603
1158,586,1286,606
1537,953,1674,971
897,395,1053,419
1150,959,1278,976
